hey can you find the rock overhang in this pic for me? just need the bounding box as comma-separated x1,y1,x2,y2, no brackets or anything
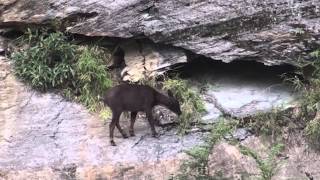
0,0,319,68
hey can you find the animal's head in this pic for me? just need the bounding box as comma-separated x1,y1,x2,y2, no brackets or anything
167,90,182,116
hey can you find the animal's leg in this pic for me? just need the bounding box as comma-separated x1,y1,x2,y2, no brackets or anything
129,111,138,136
116,120,128,139
109,111,121,146
146,109,158,137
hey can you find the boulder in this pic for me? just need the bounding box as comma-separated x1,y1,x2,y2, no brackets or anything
208,141,261,179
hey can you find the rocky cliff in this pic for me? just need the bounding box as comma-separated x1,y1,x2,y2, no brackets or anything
1,0,320,68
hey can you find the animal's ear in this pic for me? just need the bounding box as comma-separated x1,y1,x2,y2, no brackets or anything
168,90,173,97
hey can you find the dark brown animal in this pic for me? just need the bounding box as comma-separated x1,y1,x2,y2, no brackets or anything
103,83,182,146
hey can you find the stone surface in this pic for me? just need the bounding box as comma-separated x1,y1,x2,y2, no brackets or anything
1,0,319,66
0,57,205,179
120,40,146,82
243,136,320,180
208,136,320,180
120,40,187,82
208,141,261,179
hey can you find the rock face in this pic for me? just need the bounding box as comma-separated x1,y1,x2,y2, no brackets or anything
208,141,261,179
120,40,187,82
208,136,320,179
1,0,320,66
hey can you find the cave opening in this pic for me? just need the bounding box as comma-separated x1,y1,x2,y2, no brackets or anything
168,56,298,88
166,56,298,118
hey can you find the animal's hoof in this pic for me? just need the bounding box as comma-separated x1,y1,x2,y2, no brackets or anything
110,140,116,146
123,134,129,139
129,131,135,137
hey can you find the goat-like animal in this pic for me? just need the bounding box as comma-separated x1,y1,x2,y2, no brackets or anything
103,83,182,146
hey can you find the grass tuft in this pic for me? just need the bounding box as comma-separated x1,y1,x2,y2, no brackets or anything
173,119,237,179
163,77,206,134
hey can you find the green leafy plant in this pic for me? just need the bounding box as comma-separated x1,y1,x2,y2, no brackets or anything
239,143,285,180
174,119,237,179
11,29,112,112
163,78,206,134
12,31,77,91
280,49,320,149
301,50,320,149
245,109,291,142
73,46,113,111
305,118,320,147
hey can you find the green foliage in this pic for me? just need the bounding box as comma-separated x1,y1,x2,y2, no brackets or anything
163,78,206,134
73,46,113,111
11,29,112,112
239,143,285,180
305,113,320,149
245,109,290,141
173,119,237,179
280,49,320,149
12,31,77,91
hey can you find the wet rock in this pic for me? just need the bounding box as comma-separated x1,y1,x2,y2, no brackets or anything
0,0,319,66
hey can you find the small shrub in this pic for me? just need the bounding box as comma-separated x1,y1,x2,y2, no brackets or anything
12,31,77,91
281,49,320,149
246,109,290,141
305,115,320,149
174,119,237,179
73,46,113,111
11,29,112,112
163,78,206,134
239,143,285,180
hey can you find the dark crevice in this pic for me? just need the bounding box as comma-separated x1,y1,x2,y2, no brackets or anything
0,21,49,30
66,12,98,20
0,29,24,39
69,33,123,47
